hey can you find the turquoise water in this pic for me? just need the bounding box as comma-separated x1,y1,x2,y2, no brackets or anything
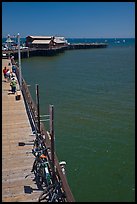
19,39,135,201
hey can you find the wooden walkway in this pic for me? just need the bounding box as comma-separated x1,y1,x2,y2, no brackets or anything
2,59,43,202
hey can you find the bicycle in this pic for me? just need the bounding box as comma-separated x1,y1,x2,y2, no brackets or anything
31,146,52,188
33,132,46,150
38,181,66,202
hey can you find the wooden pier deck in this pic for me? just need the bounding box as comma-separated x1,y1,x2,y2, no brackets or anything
2,42,108,59
2,59,43,202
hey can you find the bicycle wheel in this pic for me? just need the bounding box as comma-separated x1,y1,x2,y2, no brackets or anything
38,185,54,202
33,160,44,186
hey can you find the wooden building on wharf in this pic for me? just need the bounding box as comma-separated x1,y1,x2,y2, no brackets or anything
2,35,108,59
26,35,69,49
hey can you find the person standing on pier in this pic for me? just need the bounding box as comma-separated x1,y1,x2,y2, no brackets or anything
12,64,16,73
10,77,17,94
3,66,8,82
10,71,16,80
6,69,11,82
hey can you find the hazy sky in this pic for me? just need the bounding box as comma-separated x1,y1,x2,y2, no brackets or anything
2,2,135,38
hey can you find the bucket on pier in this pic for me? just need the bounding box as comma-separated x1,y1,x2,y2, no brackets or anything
15,91,21,101
15,94,21,100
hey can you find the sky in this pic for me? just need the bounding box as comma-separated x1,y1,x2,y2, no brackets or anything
2,2,135,38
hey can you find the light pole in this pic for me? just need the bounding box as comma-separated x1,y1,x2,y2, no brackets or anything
17,33,22,90
50,105,55,184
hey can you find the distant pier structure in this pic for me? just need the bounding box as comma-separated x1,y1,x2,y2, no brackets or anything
2,35,108,59
68,42,108,49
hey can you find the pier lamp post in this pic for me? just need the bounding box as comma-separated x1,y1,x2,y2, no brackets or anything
17,33,22,90
50,105,55,184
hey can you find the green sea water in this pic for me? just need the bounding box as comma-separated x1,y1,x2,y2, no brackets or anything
21,41,135,202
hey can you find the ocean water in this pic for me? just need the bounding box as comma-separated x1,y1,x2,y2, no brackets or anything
15,38,135,201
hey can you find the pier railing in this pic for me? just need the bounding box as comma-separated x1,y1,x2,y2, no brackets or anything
15,66,75,202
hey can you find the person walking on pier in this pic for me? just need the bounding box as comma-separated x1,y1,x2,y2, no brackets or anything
10,77,17,94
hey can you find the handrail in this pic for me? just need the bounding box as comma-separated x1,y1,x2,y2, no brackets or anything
15,66,75,202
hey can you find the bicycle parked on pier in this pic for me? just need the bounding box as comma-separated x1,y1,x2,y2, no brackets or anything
38,180,66,202
25,132,52,188
31,146,52,188
33,132,46,150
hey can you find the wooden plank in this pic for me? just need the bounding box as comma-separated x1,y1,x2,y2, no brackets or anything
2,59,43,202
